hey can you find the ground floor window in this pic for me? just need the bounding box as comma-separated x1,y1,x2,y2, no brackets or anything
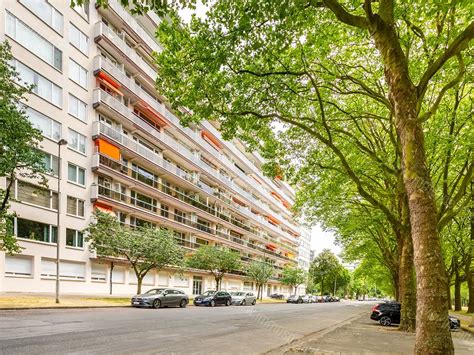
16,218,57,244
192,276,202,295
5,256,33,277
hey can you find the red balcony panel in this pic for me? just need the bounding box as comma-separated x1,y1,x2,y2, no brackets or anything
201,130,222,149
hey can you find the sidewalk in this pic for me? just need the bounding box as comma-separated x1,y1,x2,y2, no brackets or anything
0,292,130,309
0,292,286,309
274,314,474,354
450,311,474,333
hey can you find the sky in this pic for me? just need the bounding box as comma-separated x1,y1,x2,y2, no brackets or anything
177,4,342,258
310,224,341,257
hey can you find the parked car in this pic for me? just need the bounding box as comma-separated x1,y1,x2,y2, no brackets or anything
370,302,460,330
270,293,284,299
131,288,189,309
230,291,257,306
315,296,324,303
194,290,232,307
287,295,304,304
301,294,314,303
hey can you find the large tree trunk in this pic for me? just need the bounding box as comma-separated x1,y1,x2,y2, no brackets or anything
466,262,474,313
398,231,416,332
454,270,462,311
372,18,454,354
446,280,452,311
320,278,324,296
109,262,114,295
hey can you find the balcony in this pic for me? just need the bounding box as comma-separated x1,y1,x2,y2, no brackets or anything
105,0,162,54
94,21,156,81
92,184,295,262
94,152,299,256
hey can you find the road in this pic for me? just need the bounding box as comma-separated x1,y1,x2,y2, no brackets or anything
0,301,371,354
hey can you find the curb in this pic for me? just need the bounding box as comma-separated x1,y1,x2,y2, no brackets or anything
0,305,131,310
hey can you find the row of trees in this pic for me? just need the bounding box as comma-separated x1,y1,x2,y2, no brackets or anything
88,210,307,295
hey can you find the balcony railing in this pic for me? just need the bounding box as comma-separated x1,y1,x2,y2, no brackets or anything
107,0,162,54
93,184,295,262
94,21,156,80
95,153,298,255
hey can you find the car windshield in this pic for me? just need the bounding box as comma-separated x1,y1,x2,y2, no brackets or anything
201,291,216,296
144,289,164,295
230,292,245,296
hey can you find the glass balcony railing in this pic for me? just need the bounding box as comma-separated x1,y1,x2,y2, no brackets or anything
94,153,299,256
94,21,156,80
107,0,162,54
93,183,295,262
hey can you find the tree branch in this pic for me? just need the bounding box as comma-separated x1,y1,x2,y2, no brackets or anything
417,21,474,99
321,0,368,29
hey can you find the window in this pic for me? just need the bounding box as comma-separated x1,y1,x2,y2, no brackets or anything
5,11,62,70
67,196,85,217
68,163,86,185
15,180,58,210
5,256,33,277
66,228,84,248
42,152,59,175
69,59,87,88
19,0,63,33
17,218,57,244
68,129,86,154
160,204,169,218
69,23,88,54
41,259,85,280
26,107,62,141
174,209,186,223
73,2,90,21
68,94,87,121
12,59,62,106
91,263,107,281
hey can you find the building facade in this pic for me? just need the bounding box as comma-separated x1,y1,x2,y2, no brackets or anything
0,0,302,297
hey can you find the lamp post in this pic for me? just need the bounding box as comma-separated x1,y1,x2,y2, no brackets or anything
56,138,68,304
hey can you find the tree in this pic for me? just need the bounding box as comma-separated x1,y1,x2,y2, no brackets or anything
246,260,274,300
186,245,241,290
310,249,340,296
281,266,307,294
0,40,46,254
148,2,474,352
86,210,184,294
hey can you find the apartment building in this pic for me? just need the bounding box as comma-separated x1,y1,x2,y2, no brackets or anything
0,0,303,297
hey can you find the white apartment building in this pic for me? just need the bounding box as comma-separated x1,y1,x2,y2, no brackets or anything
0,0,302,297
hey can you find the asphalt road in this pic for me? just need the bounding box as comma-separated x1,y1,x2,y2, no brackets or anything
0,301,371,354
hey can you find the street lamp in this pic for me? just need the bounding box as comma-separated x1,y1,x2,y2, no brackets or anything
56,138,68,304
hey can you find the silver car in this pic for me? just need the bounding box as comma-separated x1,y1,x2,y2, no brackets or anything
230,291,257,306
131,288,189,309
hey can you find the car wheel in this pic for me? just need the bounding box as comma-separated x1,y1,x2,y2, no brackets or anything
225,299,231,306
210,300,216,307
241,299,246,306
179,299,187,308
252,299,256,306
379,316,392,326
298,299,303,304
152,299,161,309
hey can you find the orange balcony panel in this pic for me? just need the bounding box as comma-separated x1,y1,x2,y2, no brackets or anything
266,215,281,225
94,202,115,215
97,71,122,89
201,130,222,149
233,197,246,207
96,138,120,160
135,101,168,127
266,243,277,250
251,175,263,185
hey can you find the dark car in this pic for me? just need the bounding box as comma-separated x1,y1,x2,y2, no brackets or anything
131,288,189,309
287,295,304,304
371,302,460,330
194,290,232,307
270,293,284,299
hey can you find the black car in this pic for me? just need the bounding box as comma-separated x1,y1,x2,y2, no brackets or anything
193,290,232,307
270,293,284,299
371,302,461,330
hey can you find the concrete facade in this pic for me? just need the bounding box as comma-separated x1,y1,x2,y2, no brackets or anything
0,0,302,297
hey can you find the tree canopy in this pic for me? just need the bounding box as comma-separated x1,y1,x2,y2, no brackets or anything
281,266,307,293
86,210,184,293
